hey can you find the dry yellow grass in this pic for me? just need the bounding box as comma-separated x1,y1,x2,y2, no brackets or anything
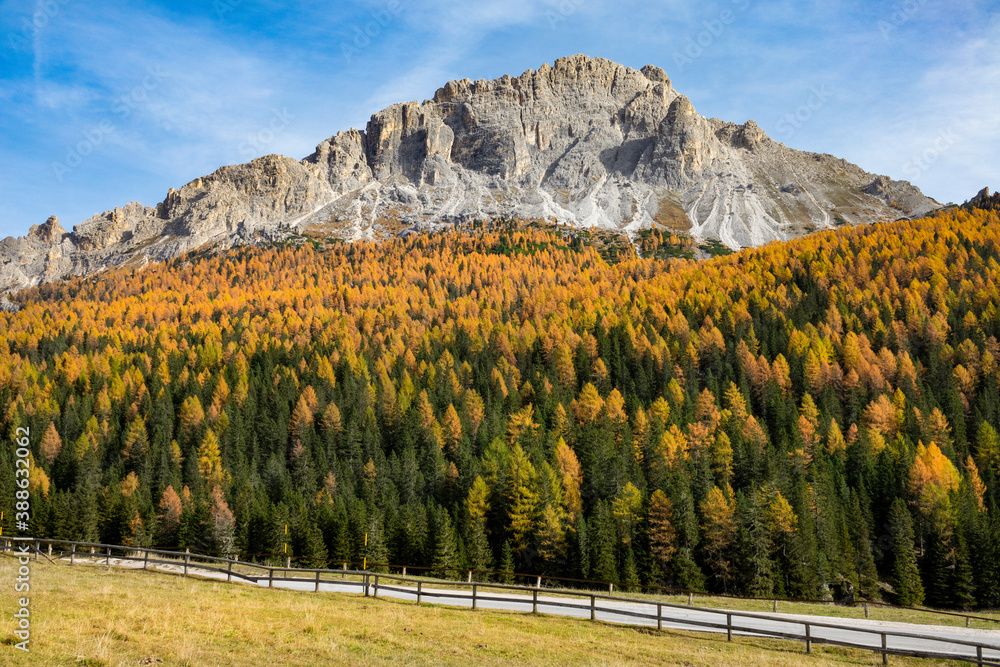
0,557,964,666
653,192,692,232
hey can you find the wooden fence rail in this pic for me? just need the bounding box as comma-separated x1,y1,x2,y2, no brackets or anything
40,540,999,627
4,537,999,666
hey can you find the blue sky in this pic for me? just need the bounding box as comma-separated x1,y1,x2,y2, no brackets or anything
1,0,998,238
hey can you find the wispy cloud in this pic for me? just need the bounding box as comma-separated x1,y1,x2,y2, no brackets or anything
0,1,332,232
842,15,1000,203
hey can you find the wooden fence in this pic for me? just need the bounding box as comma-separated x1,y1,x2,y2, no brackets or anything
90,539,1000,628
4,537,1000,666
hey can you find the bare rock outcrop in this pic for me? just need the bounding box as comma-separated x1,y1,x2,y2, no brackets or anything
1,54,940,293
157,154,334,240
0,216,75,291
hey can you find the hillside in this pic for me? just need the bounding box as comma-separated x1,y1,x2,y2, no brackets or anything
0,54,939,294
2,205,1000,611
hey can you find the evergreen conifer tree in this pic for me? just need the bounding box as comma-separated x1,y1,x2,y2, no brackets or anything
847,494,880,599
431,508,460,579
590,501,618,583
499,540,515,584
468,517,493,573
888,499,924,606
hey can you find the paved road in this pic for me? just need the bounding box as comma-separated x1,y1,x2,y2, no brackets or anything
84,556,1000,663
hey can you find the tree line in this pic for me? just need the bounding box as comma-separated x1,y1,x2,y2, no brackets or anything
2,205,1000,609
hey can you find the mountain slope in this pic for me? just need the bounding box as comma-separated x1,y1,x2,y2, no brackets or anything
0,54,938,292
3,204,1000,610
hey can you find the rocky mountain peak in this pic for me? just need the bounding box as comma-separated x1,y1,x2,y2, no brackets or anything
965,186,999,213
1,54,940,294
28,215,66,245
640,64,670,83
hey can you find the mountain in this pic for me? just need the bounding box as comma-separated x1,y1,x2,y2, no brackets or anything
966,187,1000,212
0,54,938,293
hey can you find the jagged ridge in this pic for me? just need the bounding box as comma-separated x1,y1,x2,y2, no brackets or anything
0,54,939,293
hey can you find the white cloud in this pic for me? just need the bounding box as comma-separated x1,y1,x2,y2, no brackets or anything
841,17,1000,203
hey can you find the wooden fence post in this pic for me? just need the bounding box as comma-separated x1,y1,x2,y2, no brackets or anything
184,549,190,577
227,559,233,583
315,570,320,592
609,583,613,594
106,547,111,568
417,581,422,605
726,614,732,642
966,616,971,628
773,599,777,613
864,602,869,618
532,589,538,614
805,623,811,653
536,575,541,588
48,544,52,559
688,591,693,606
881,633,888,665
657,603,662,631
143,549,149,570
70,543,75,566
472,584,477,610
402,566,406,576
35,541,39,561
286,556,290,571
468,571,473,583
374,575,379,598
268,568,273,588
365,573,370,597
590,595,596,621
978,645,984,666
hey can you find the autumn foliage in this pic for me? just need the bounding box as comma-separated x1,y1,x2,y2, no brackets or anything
2,206,1000,608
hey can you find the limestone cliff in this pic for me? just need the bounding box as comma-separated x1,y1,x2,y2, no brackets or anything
1,54,939,293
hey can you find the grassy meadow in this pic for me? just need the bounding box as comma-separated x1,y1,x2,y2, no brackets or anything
0,555,970,666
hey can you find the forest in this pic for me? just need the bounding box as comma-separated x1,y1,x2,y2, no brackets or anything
3,203,1000,610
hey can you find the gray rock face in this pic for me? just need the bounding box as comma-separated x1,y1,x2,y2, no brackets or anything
1,54,939,293
972,187,991,203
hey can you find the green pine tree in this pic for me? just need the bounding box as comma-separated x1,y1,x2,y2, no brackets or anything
590,501,618,583
921,530,951,608
574,513,590,579
467,518,493,574
299,519,329,568
736,490,774,598
431,509,460,579
672,547,706,592
847,494,880,600
952,530,977,610
621,545,640,592
888,499,924,606
499,540,515,584
366,512,390,573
